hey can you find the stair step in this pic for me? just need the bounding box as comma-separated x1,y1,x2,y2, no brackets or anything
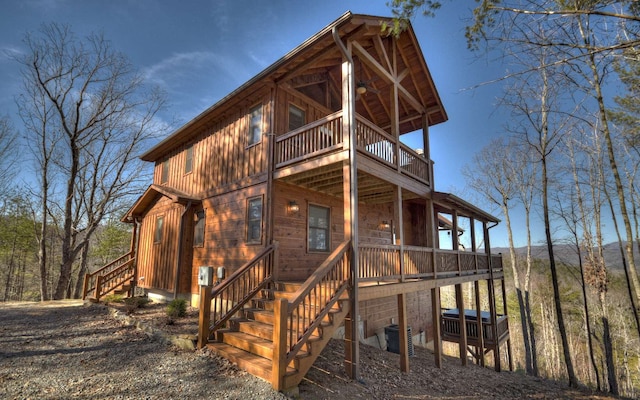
218,330,274,359
206,342,296,382
232,319,274,340
243,308,274,324
275,282,303,292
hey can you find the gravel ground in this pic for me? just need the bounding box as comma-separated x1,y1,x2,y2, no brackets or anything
0,301,285,400
0,300,626,400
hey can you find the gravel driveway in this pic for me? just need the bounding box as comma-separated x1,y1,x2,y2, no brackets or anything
0,301,286,400
1,301,624,400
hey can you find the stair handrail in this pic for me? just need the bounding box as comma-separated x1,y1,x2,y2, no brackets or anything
203,243,278,341
284,240,351,363
82,251,135,300
92,257,136,300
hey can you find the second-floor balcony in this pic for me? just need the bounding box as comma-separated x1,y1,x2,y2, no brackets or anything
274,111,432,191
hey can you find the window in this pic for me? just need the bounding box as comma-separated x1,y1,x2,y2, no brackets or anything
246,196,263,243
308,204,330,252
248,104,263,146
289,104,305,131
193,209,205,247
161,159,169,184
154,215,164,243
185,145,193,174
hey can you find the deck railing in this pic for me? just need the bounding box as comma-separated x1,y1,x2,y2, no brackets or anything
275,111,343,168
441,310,510,346
82,251,135,301
359,245,502,282
355,114,430,185
274,112,431,187
198,243,278,347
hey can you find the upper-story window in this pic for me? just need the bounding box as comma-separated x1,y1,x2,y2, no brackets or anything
248,104,263,146
161,159,169,184
185,145,193,174
246,196,263,244
289,104,305,131
308,204,330,252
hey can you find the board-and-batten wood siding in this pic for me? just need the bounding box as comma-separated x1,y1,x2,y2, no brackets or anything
275,86,333,135
272,181,424,280
190,183,268,294
137,196,181,293
152,95,272,194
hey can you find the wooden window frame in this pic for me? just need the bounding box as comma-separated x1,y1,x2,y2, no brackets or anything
247,104,263,147
154,215,164,244
246,196,263,245
184,145,193,175
288,103,306,132
193,209,205,247
307,203,330,253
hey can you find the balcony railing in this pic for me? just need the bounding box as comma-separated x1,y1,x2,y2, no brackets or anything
358,245,502,282
274,111,430,186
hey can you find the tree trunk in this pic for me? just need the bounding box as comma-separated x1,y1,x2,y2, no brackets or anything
600,293,618,395
73,241,90,299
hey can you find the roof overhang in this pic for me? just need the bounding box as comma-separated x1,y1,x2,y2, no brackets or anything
432,191,500,224
122,184,202,223
140,11,448,162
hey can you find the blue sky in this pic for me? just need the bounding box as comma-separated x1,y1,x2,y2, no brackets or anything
0,0,520,246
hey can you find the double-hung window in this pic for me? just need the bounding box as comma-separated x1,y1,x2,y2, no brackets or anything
247,196,263,244
308,204,330,252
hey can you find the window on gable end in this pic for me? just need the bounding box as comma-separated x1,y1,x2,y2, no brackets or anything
185,145,193,174
161,159,169,184
193,209,205,247
248,104,263,146
154,215,164,244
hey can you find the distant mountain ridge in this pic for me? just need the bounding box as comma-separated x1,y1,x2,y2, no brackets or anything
491,242,640,271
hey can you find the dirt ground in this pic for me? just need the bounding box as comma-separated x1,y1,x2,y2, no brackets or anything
0,300,627,399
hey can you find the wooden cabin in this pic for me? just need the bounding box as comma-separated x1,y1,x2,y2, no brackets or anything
84,11,511,392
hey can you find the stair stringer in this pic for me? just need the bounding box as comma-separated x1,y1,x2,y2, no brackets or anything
283,298,351,390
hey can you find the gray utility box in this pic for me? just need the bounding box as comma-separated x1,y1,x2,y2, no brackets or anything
385,324,415,357
198,266,214,286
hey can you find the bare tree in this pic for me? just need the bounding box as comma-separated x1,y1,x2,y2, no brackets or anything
14,23,165,300
463,137,539,375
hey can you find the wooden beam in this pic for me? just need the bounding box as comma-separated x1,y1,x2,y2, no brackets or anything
339,38,360,380
432,287,442,368
455,283,468,366
474,280,486,367
397,293,410,372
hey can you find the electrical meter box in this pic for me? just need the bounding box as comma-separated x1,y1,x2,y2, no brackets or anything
198,266,214,286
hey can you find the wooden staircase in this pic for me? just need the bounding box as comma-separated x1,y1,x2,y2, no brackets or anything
198,240,352,392
82,251,136,302
206,282,350,388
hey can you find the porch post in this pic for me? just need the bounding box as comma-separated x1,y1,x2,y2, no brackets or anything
431,286,442,368
397,293,409,372
455,283,468,366
335,31,359,380
474,280,485,367
394,186,405,281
